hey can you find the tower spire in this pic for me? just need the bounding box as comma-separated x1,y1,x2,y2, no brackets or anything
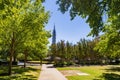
52,24,56,44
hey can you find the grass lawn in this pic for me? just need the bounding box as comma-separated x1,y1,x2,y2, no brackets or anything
57,65,120,80
0,65,41,80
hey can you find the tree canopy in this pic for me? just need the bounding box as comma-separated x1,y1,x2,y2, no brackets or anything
56,0,120,36
95,14,120,58
0,0,50,75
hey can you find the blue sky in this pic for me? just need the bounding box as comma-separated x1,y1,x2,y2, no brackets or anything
43,0,93,44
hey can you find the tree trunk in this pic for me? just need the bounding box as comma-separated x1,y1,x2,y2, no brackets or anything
8,32,15,75
40,58,42,65
8,51,13,75
13,51,17,62
24,49,27,68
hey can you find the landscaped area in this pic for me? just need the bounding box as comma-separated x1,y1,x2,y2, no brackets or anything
58,65,120,80
0,0,120,80
0,65,41,80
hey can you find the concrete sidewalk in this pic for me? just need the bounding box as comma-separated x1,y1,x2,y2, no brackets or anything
38,64,67,80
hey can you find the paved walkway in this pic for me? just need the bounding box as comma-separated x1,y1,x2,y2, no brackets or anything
38,64,67,80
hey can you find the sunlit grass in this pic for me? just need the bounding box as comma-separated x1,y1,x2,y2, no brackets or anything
57,65,120,80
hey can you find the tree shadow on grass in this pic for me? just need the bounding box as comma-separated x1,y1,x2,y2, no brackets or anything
102,66,120,80
93,73,120,80
0,66,39,80
101,73,120,80
12,66,37,74
0,75,37,80
106,66,120,72
0,65,9,76
94,66,120,80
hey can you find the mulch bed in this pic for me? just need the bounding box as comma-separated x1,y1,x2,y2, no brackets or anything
60,70,82,76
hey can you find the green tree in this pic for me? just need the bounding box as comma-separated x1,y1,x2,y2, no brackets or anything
51,38,102,65
50,44,57,62
0,0,50,75
65,41,73,65
52,40,66,66
20,3,50,67
74,39,101,65
94,13,120,59
95,24,120,59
